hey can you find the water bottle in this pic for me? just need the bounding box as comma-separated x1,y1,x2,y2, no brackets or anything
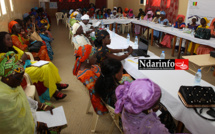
133,16,135,19
134,36,138,46
194,69,202,86
147,19,149,24
171,24,174,31
93,14,95,19
191,28,195,36
160,51,165,59
139,16,141,20
107,25,109,31
101,20,104,29
113,28,115,37
127,33,130,44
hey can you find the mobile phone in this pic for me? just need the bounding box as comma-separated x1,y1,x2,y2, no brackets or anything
207,109,215,118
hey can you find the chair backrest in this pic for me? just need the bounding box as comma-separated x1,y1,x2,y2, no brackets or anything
25,52,35,62
64,13,67,19
56,12,64,19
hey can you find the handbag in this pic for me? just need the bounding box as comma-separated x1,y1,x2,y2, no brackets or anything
178,86,215,121
28,41,43,52
30,24,43,42
194,28,211,40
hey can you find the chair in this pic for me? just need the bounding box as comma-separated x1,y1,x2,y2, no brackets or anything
64,13,68,26
23,73,37,100
121,23,131,34
55,12,64,25
25,52,35,62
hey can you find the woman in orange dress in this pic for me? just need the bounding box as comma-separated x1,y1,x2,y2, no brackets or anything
9,20,50,61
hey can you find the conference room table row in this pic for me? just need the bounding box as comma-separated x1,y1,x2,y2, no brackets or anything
90,18,215,58
106,30,215,134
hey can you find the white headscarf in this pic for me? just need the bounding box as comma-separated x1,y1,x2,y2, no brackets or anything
69,9,74,15
81,14,90,20
72,23,81,34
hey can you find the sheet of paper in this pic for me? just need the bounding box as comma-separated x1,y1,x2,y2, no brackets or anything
156,110,162,117
36,106,67,128
93,21,101,27
31,60,49,67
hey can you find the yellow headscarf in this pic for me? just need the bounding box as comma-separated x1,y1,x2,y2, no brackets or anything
203,17,210,24
198,17,210,29
70,11,79,19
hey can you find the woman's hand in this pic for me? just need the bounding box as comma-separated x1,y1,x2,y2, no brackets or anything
127,46,133,54
21,53,28,62
37,122,49,133
44,105,54,115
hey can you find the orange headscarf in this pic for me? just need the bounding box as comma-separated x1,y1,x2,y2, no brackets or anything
209,18,215,36
73,44,96,75
124,8,129,12
176,15,185,22
8,21,18,33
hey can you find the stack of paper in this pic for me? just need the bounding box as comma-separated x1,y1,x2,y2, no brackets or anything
36,106,67,128
31,60,49,67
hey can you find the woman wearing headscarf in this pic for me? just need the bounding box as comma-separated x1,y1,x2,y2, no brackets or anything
0,32,68,102
79,14,94,35
9,20,51,61
70,11,79,27
137,11,154,36
104,9,112,18
137,8,145,20
196,18,215,54
95,30,133,65
143,11,154,21
95,58,133,107
187,16,199,31
115,79,169,134
153,11,169,47
0,51,57,134
73,44,109,115
127,9,135,18
72,23,92,49
123,8,129,17
188,17,211,54
160,15,186,49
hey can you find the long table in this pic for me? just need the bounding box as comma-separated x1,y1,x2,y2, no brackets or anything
90,19,215,59
107,30,215,134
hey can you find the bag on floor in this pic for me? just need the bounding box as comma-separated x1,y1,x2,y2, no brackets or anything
194,28,211,40
30,24,43,42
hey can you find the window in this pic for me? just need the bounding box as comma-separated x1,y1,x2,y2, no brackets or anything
9,0,14,11
0,0,7,15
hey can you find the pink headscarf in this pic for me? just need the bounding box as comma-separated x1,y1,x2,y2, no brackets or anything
115,79,161,114
128,9,134,18
143,11,154,21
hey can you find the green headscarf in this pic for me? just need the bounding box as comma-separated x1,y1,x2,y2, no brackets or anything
0,51,24,77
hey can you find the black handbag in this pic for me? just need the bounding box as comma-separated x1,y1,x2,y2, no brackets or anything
178,86,215,121
28,41,43,52
194,28,211,40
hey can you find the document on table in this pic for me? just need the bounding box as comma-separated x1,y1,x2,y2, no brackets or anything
31,60,49,67
93,21,101,27
36,106,67,128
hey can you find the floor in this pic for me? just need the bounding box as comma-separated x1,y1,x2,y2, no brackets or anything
50,19,215,134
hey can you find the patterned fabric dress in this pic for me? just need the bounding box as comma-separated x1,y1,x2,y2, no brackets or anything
77,65,108,115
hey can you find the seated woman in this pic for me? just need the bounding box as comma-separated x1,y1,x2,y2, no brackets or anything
73,44,109,115
104,9,112,18
72,23,92,49
115,79,169,134
96,10,104,19
95,30,133,65
196,18,215,54
0,51,63,134
127,9,135,18
0,32,68,102
154,11,169,47
160,15,186,52
79,14,95,36
95,58,133,107
188,17,211,54
116,7,123,18
9,20,51,61
88,8,95,18
137,8,145,20
187,16,199,31
123,8,129,17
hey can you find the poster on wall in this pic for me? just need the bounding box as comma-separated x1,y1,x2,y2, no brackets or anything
50,2,58,9
186,0,215,25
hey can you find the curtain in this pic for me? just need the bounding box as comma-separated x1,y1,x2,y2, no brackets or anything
146,0,179,23
160,0,179,23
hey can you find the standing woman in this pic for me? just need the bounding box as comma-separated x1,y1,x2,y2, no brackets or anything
188,17,210,54
0,32,68,102
94,30,133,65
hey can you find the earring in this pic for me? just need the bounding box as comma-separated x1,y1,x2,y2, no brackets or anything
6,78,9,81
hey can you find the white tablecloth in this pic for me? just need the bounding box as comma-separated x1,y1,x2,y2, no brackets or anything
107,30,215,134
132,20,215,49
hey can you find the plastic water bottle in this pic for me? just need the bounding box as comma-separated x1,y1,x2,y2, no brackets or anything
133,16,135,19
113,28,115,37
127,33,130,44
134,36,138,46
194,69,202,86
160,51,165,59
171,24,174,31
107,25,109,31
191,28,195,36
93,14,95,19
101,20,104,29
147,19,149,24
139,16,141,20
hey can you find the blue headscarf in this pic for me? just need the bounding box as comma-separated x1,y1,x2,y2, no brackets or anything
160,11,166,15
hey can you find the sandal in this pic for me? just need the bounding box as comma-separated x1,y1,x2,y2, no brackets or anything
53,91,67,100
56,83,69,91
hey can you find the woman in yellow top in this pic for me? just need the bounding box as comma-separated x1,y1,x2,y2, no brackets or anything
0,51,55,134
0,32,68,102
188,17,210,54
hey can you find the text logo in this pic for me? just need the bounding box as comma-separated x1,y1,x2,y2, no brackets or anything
138,59,189,70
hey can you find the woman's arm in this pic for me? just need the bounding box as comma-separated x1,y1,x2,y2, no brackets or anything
11,35,28,51
106,47,133,61
109,46,132,53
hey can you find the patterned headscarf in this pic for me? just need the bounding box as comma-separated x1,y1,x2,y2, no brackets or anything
128,9,134,17
115,79,161,114
73,44,96,75
0,51,24,77
143,11,153,21
8,21,18,33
